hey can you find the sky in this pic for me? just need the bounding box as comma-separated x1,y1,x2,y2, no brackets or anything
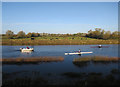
2,2,118,34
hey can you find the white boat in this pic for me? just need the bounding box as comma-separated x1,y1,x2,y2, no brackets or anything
65,51,93,55
20,48,34,52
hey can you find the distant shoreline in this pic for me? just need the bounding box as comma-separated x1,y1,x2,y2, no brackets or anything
1,39,118,45
1,43,119,46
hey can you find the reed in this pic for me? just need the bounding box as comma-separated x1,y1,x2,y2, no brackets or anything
73,57,91,62
2,77,48,87
1,56,64,64
62,72,86,78
2,71,120,87
92,56,119,62
73,56,120,63
111,69,120,74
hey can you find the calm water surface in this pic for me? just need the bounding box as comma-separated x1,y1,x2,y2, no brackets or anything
2,45,119,79
2,44,118,58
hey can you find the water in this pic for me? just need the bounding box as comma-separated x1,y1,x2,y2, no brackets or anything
2,45,119,82
2,44,118,58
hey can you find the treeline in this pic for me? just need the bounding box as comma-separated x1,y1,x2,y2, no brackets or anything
5,30,40,39
86,28,119,40
4,28,119,40
4,30,86,39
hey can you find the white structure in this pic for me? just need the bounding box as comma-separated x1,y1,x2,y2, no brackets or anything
20,48,34,52
65,51,93,55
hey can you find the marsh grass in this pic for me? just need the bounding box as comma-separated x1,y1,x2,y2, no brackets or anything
73,56,119,63
2,37,118,45
73,56,119,67
92,56,119,62
111,69,120,74
2,77,48,87
62,72,86,78
73,57,91,62
2,71,120,87
1,56,64,64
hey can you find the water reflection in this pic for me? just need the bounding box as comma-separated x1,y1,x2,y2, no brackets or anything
2,45,118,58
2,45,119,86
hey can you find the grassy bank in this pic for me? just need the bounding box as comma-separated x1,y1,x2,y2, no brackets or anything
1,56,64,64
2,36,118,45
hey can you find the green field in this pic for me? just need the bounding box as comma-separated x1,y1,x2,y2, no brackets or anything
1,36,118,45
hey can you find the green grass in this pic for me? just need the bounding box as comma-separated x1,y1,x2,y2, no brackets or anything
2,36,118,45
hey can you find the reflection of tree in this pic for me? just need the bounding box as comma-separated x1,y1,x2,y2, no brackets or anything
73,62,90,68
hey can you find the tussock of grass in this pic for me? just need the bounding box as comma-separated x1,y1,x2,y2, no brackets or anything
92,56,119,62
73,56,120,63
1,56,64,64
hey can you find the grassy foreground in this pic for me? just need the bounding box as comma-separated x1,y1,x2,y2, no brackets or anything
1,36,119,45
2,71,120,87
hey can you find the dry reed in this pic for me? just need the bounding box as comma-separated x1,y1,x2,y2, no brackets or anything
73,56,120,62
1,56,64,64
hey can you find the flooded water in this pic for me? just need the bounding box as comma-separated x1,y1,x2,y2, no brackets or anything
2,44,118,58
2,44,119,85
